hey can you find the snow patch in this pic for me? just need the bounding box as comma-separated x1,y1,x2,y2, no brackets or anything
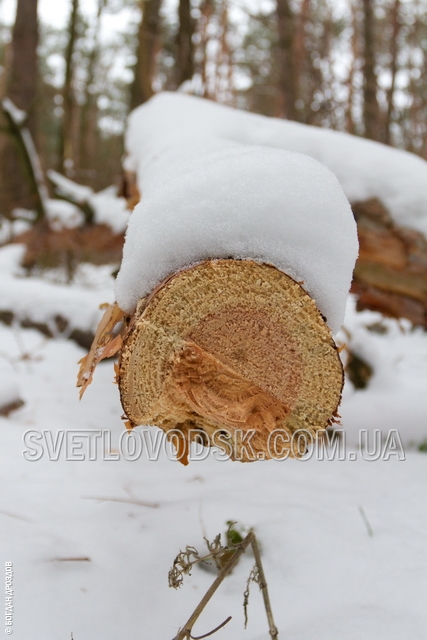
0,245,114,335
0,361,21,413
45,199,84,230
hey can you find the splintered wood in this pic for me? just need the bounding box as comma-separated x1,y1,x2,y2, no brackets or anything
77,302,124,398
118,260,343,463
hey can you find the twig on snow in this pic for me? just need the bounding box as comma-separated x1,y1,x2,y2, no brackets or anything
171,531,279,640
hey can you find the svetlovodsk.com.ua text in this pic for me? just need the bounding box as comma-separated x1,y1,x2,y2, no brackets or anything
22,428,406,463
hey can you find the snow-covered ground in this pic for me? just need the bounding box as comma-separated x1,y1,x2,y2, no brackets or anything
1,257,426,640
2,93,427,639
0,245,114,341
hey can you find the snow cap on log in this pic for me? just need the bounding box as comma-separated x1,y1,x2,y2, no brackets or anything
124,92,427,236
116,94,358,334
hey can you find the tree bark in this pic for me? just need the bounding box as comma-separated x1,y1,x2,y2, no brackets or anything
384,0,400,145
118,259,343,463
59,0,79,174
0,0,40,216
7,0,39,136
362,0,380,140
130,0,162,109
1,99,48,221
276,0,297,120
175,0,195,88
78,0,105,179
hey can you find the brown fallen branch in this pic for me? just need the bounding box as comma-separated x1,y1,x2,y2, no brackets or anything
117,259,343,463
51,557,91,562
0,398,24,417
12,219,124,273
351,199,427,328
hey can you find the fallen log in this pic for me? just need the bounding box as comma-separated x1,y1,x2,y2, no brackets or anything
117,260,343,463
351,199,427,328
78,94,359,463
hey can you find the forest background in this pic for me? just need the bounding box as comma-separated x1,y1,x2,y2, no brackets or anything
0,0,426,218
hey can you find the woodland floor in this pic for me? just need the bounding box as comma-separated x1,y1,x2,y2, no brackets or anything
0,249,426,639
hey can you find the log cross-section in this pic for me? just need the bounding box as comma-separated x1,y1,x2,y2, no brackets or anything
118,259,343,463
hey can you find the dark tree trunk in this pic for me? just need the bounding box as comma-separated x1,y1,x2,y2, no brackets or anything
362,0,380,140
59,0,79,173
78,0,105,183
7,0,39,135
0,0,40,216
175,0,195,88
276,0,297,120
130,0,162,109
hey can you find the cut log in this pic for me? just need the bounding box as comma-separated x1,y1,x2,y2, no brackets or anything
118,259,343,463
351,199,427,328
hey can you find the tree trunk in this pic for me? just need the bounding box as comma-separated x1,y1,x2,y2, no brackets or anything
293,0,310,121
345,2,359,135
0,0,40,216
276,0,297,120
175,0,195,88
7,0,39,136
130,0,162,109
362,0,380,140
384,0,400,145
59,0,79,174
1,99,48,221
118,259,343,463
78,0,105,182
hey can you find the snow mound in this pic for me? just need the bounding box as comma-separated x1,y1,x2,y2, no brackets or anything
117,95,358,333
126,93,427,235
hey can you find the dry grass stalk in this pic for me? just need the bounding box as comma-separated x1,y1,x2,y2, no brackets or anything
170,531,278,640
